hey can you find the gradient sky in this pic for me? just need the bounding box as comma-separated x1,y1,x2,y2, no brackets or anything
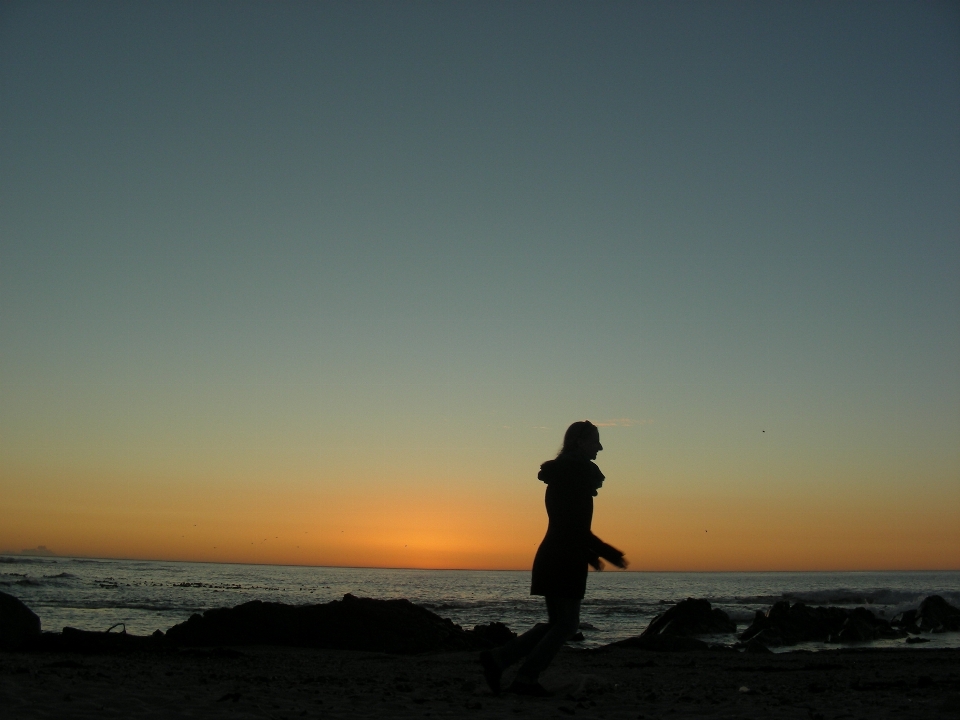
2,1,958,571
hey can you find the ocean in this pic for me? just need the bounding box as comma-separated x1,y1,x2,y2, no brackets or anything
3,556,959,652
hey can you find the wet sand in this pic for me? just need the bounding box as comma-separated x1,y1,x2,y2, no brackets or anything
2,645,959,719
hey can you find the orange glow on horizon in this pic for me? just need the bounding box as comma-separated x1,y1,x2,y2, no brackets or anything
3,463,958,572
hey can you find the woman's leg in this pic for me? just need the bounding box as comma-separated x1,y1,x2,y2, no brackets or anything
480,599,554,693
489,618,552,669
513,596,580,682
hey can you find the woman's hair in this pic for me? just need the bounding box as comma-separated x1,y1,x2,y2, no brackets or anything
558,420,598,457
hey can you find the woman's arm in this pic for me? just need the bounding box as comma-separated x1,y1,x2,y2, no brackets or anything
587,533,628,569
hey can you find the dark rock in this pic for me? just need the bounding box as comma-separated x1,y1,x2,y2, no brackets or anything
466,622,516,648
891,609,920,633
740,601,902,646
639,598,736,639
915,595,960,632
906,636,930,644
0,591,41,650
165,593,487,654
740,601,832,645
834,610,880,643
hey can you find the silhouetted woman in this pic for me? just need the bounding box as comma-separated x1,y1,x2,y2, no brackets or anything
480,420,628,696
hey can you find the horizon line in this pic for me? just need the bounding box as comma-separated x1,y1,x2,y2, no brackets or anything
3,552,958,574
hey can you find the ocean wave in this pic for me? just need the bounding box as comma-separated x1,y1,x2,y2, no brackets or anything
0,556,57,565
31,600,201,613
723,609,761,623
420,600,522,611
715,588,960,608
0,571,79,589
595,607,659,616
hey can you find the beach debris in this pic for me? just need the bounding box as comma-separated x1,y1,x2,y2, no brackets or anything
0,591,41,650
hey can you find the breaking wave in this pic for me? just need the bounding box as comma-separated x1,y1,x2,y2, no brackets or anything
0,556,57,565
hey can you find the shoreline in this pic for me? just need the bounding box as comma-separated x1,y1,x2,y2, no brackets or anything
4,588,960,717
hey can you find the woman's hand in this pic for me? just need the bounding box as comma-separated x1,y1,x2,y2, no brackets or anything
597,542,628,569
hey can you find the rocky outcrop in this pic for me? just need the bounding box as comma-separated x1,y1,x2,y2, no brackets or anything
640,598,736,639
2,592,512,655
165,594,503,654
915,595,960,632
466,621,516,648
598,598,735,652
0,591,41,650
739,601,906,647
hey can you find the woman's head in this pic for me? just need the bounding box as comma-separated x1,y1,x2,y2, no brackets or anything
558,420,602,459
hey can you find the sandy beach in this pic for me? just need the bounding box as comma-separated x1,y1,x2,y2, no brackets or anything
3,644,959,719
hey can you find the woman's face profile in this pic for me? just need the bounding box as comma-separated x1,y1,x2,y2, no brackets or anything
577,432,603,460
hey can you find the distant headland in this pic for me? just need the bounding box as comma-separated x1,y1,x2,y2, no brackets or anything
0,546,57,558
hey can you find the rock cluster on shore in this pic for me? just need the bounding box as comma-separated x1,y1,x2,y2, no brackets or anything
0,590,514,654
737,594,960,648
739,602,901,646
893,595,960,633
165,593,515,653
2,589,958,655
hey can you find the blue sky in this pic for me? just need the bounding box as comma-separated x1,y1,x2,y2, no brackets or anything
2,1,958,568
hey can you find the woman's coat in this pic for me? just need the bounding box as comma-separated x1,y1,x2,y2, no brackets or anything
530,454,624,599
